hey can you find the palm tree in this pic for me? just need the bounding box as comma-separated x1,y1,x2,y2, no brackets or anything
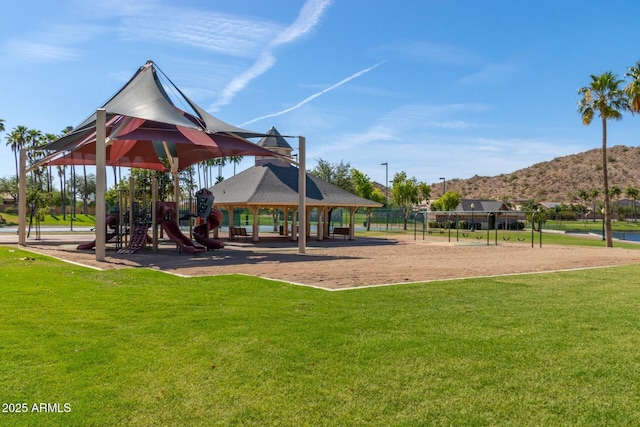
578,189,590,224
625,60,640,112
0,118,5,134
26,128,43,190
42,133,58,193
578,72,628,247
6,125,28,183
228,155,243,175
609,185,622,220
626,187,639,222
589,189,599,223
212,157,226,183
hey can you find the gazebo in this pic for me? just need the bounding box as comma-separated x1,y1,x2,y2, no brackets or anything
211,127,382,241
18,61,311,259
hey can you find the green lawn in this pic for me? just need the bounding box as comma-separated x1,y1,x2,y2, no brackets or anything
0,213,95,228
2,246,640,425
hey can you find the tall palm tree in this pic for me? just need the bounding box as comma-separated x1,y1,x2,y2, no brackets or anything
212,157,226,182
228,155,243,175
0,118,5,134
578,72,628,247
578,189,590,224
589,189,599,223
26,128,43,190
626,187,639,222
42,133,58,193
6,125,28,183
609,185,622,220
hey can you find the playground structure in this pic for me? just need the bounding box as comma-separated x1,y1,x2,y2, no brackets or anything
75,184,225,255
156,201,205,254
76,214,120,250
193,210,225,250
191,188,224,250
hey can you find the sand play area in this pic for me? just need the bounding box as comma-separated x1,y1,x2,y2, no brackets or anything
4,232,640,290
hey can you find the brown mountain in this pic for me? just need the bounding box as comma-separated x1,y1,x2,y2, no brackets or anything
431,145,640,203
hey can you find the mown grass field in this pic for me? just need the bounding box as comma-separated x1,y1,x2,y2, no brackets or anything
2,245,640,425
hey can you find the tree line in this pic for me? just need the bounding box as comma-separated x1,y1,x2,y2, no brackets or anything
308,159,431,230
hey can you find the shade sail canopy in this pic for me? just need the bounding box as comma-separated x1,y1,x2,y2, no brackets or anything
38,61,276,171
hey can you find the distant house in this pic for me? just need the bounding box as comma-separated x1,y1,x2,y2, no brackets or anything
434,199,522,230
539,202,563,210
1,193,15,213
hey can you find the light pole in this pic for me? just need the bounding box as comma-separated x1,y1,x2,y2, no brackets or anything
470,202,475,231
601,207,605,241
439,177,446,195
381,162,389,231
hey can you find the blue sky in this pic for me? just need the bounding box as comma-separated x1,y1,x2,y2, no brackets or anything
1,0,640,188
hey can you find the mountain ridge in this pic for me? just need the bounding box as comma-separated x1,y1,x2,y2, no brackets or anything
430,145,640,203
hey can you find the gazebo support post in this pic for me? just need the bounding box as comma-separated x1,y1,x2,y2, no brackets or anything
251,207,259,242
317,208,325,241
227,206,235,239
283,207,289,237
95,108,107,262
349,207,357,240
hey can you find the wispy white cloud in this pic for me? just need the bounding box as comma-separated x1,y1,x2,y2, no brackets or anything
5,41,81,62
241,61,384,126
210,0,333,111
458,62,517,86
380,40,479,64
5,24,106,62
310,102,491,160
119,9,282,58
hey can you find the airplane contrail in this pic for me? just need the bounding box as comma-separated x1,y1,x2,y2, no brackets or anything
241,61,385,126
209,0,333,111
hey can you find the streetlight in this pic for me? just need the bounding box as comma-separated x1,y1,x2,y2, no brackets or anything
439,177,446,195
601,208,605,241
381,162,389,231
470,202,475,231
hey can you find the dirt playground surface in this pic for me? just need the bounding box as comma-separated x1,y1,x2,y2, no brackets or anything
4,231,640,290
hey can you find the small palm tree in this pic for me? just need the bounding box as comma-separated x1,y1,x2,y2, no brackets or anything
578,72,628,247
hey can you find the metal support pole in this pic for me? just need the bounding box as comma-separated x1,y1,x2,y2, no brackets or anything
152,177,158,253
95,108,107,261
18,149,27,245
298,136,306,254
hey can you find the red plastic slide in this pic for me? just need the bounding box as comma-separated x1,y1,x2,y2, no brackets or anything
76,214,119,250
193,209,225,250
157,202,205,254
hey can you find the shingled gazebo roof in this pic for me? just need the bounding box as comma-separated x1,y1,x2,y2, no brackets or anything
210,163,381,209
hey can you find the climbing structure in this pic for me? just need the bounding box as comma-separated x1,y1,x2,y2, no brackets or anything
117,222,150,254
